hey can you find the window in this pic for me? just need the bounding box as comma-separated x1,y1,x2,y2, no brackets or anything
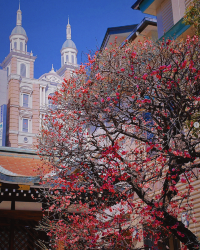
48,93,54,109
7,67,9,77
20,63,26,77
23,94,29,107
20,42,23,51
14,42,17,50
66,55,69,63
143,229,180,250
71,55,74,64
22,119,28,132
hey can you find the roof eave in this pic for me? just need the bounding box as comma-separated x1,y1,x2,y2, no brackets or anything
131,0,144,10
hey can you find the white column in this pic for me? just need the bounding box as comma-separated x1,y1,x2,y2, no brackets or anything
40,86,42,107
43,87,45,106
39,114,41,129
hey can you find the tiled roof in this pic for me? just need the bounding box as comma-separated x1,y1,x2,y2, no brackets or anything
0,147,51,178
0,166,20,176
0,155,42,176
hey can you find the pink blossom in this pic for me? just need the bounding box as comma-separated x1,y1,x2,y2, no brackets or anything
150,71,157,76
101,98,105,103
107,97,111,101
159,65,166,70
181,178,187,183
142,73,148,80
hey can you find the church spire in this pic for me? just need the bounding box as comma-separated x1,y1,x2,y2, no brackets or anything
66,16,71,40
16,0,22,26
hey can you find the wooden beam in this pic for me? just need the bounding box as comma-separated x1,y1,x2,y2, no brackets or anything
0,182,30,190
0,210,45,221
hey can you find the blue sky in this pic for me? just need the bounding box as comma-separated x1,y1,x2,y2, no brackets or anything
0,0,149,79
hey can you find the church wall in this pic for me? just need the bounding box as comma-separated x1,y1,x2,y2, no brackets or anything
8,79,19,106
7,79,19,147
0,69,7,107
9,106,19,132
8,133,18,147
30,61,34,79
64,69,71,80
11,57,17,74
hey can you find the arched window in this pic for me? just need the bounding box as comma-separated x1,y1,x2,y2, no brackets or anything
66,55,69,63
71,55,74,64
48,93,54,109
14,42,17,50
20,42,23,51
20,63,26,77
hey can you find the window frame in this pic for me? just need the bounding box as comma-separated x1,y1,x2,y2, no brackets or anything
22,118,29,133
20,63,26,77
22,94,29,108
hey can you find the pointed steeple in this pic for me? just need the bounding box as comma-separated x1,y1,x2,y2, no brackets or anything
50,64,55,73
66,16,71,40
16,0,22,26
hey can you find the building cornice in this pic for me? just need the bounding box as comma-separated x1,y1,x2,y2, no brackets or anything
19,109,33,119
57,63,78,77
1,51,36,68
8,74,21,82
19,85,33,95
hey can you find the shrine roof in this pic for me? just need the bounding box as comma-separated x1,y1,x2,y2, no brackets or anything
0,147,51,184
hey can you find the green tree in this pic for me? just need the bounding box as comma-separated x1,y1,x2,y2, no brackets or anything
184,0,200,36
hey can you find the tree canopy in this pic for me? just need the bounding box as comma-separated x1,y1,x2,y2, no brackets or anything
184,0,200,36
38,36,200,250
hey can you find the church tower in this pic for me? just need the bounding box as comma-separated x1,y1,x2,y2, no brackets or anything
57,17,78,78
1,4,37,148
9,3,28,55
0,6,79,149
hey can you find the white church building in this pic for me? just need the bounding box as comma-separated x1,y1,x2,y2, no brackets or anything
0,4,78,148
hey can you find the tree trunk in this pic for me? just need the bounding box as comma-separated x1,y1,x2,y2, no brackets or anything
162,211,200,250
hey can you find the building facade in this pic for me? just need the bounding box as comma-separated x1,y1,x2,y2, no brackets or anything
0,5,78,149
132,0,194,40
101,17,157,50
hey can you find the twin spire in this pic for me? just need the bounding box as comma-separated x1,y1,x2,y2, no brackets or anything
16,1,71,41
66,16,71,40
16,0,22,26
15,2,72,46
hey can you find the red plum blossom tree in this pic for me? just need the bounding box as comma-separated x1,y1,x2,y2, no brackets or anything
38,36,200,250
